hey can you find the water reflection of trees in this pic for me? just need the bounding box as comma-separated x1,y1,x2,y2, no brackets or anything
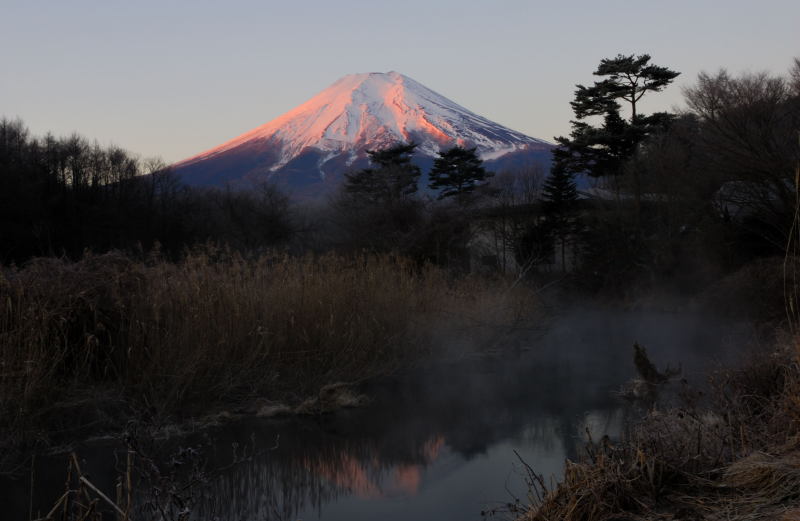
192,347,627,520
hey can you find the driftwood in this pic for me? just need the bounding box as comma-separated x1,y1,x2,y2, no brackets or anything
633,342,681,384
616,342,682,402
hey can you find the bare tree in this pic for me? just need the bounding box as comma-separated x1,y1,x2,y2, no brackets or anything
684,66,800,249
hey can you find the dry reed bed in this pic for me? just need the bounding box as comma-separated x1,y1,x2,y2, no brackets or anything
520,340,800,521
0,249,536,445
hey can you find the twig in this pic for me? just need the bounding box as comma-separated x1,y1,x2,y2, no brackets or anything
79,476,125,517
71,453,93,506
125,450,133,521
64,457,73,521
514,449,548,503
40,490,70,521
29,453,35,521
76,500,97,521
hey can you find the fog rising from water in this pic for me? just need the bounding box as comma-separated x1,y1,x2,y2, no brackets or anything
6,307,755,521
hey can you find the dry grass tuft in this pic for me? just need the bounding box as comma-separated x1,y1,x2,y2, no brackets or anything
724,449,800,500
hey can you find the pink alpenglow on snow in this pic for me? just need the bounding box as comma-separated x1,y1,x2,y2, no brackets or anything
174,71,553,198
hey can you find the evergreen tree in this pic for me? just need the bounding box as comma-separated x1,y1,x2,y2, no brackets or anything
555,54,679,179
428,145,493,201
338,142,424,252
573,54,680,121
553,54,679,240
541,164,580,271
344,142,421,203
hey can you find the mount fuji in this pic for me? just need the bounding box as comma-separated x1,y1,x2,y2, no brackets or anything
173,71,553,198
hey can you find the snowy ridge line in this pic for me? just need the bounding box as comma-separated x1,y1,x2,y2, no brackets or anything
176,71,551,169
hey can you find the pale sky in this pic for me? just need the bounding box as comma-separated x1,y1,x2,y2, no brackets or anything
1,0,797,164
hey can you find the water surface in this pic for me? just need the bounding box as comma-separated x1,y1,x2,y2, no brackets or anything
7,308,753,520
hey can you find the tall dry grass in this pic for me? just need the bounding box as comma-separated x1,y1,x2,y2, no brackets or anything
0,248,537,442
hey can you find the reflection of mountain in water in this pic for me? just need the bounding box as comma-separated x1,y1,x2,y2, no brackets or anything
199,430,448,520
4,309,754,521
306,435,446,498
195,309,753,521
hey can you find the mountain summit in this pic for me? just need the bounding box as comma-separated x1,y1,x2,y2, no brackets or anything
174,72,552,197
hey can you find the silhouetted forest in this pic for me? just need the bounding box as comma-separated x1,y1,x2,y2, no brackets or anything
2,58,798,292
0,120,293,263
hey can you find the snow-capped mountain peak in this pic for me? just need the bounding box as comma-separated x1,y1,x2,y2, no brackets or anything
174,72,552,196
179,72,547,168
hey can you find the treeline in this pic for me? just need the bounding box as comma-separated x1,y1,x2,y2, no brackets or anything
0,119,516,269
2,56,798,293
328,141,509,269
328,56,800,293
0,120,293,263
0,119,504,267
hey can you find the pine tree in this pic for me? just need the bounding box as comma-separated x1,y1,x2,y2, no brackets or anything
555,54,679,179
338,142,423,252
428,145,493,201
554,54,679,237
573,54,680,121
344,142,421,203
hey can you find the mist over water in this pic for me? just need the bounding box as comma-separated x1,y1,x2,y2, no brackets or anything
8,307,755,521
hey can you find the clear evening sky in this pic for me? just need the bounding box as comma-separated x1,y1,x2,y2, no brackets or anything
1,0,797,164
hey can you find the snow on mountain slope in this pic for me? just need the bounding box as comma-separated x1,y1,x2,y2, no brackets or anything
174,72,552,194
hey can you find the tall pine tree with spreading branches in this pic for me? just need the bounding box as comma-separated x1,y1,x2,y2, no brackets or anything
554,54,679,180
553,54,679,227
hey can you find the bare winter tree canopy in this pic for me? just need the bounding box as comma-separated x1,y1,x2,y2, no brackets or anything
684,68,800,243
